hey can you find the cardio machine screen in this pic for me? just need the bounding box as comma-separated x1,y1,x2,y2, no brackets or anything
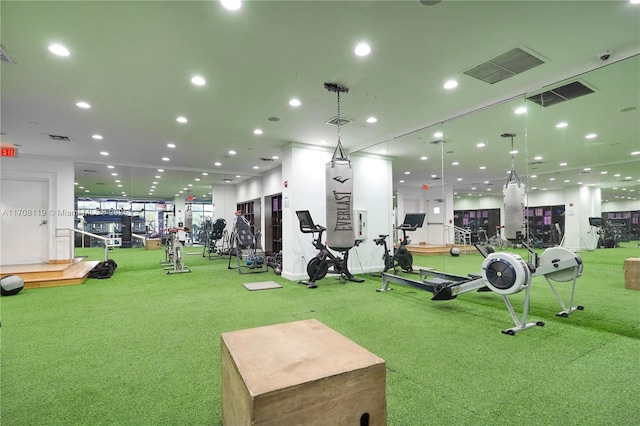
403,213,426,228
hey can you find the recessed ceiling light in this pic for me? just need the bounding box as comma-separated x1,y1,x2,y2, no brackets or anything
443,80,458,90
564,180,570,183
585,133,597,139
514,106,527,115
452,161,459,166
84,189,90,193
254,129,263,135
152,181,158,185
479,166,486,170
457,177,463,181
289,98,301,107
228,150,236,155
534,156,543,161
434,132,443,138
188,184,193,187
420,156,428,160
214,162,222,166
76,101,91,109
155,175,161,179
366,117,378,123
600,171,608,174
92,134,103,140
631,151,640,155
404,171,411,175
176,116,188,124
202,172,208,176
48,44,70,57
253,166,259,170
556,122,568,128
162,157,170,161
107,165,115,169
167,143,176,148
115,180,121,183
510,150,518,155
476,142,485,148
191,75,206,86
399,180,405,183
272,155,279,160
549,177,556,181
354,43,371,56
236,175,241,178
560,162,567,166
530,175,537,178
195,178,201,182
118,185,123,188
111,173,118,176
158,169,164,172
221,0,241,11
100,151,109,156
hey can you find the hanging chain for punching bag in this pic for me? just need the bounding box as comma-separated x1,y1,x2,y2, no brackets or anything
324,82,355,251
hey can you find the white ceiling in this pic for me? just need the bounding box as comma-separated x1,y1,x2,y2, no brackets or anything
1,1,639,203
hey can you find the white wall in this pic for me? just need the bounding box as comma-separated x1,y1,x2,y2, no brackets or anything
0,155,75,263
603,199,639,212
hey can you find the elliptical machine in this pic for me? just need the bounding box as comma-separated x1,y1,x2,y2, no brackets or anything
296,210,364,288
374,213,425,274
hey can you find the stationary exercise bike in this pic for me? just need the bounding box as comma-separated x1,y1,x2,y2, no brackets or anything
373,213,426,274
296,210,364,288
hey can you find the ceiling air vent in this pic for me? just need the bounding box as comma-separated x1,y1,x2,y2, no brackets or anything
527,80,594,107
325,116,353,126
49,134,73,142
429,139,448,145
259,157,275,162
463,47,545,84
82,169,98,173
0,45,15,64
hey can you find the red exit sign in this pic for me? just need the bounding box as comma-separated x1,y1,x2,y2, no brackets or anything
1,146,17,157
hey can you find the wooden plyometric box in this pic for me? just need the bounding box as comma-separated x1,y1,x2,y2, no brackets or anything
221,319,387,426
624,258,640,290
145,239,161,250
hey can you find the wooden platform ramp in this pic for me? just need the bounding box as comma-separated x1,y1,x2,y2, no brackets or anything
0,258,100,289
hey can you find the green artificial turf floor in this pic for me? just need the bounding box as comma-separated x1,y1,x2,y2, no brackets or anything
1,242,639,425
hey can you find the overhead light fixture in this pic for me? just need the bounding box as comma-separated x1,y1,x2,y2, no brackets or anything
556,122,568,128
585,133,597,139
354,43,371,57
253,129,263,135
221,0,241,11
92,134,103,140
167,143,176,148
443,80,458,90
289,98,301,107
514,106,527,115
176,116,188,124
100,151,109,156
76,101,91,109
191,75,206,86
48,44,70,57
162,157,170,161
366,117,378,123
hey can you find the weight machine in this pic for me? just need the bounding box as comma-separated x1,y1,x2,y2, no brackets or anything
228,215,269,275
203,217,229,259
